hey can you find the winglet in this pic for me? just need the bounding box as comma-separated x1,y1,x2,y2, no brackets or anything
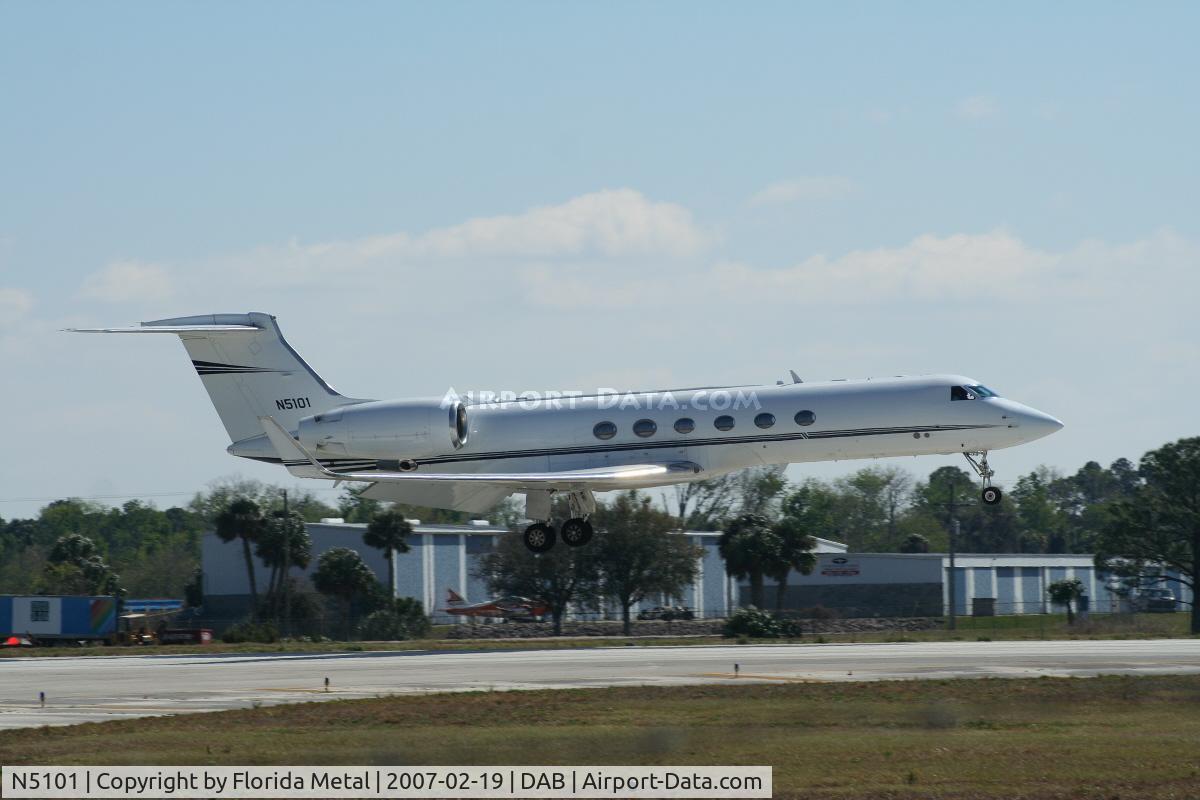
260,416,335,480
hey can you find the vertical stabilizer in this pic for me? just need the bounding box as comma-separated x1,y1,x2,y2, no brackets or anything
73,312,369,444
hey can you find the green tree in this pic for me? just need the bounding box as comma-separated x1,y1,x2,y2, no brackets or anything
591,492,702,635
312,546,379,639
215,498,267,618
833,467,911,551
337,485,385,524
1094,437,1200,634
358,597,431,641
477,530,598,636
898,533,930,553
362,510,413,595
781,479,845,546
768,515,817,610
1047,577,1084,624
255,510,312,609
719,513,783,609
40,533,124,596
1011,468,1067,552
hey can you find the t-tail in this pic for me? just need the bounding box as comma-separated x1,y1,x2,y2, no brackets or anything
69,313,369,450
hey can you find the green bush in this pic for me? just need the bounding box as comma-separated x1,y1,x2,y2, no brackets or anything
221,620,280,643
723,607,783,638
357,598,431,641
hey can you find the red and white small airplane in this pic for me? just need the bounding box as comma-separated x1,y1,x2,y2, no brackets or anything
442,589,549,620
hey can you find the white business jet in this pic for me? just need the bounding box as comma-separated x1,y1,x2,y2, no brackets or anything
73,313,1062,552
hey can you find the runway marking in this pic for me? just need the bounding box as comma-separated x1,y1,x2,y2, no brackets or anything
249,687,352,694
692,672,824,683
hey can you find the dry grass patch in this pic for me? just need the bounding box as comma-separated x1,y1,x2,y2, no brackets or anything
4,676,1200,798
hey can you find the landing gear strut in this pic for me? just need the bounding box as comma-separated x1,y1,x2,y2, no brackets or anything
522,523,556,553
963,451,1003,505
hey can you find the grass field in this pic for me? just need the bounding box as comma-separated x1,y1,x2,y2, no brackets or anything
4,675,1199,798
4,612,1192,658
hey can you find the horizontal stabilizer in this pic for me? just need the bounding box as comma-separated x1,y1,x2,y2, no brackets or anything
67,325,259,334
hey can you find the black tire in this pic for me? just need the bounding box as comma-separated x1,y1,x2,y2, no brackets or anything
560,518,594,547
982,486,1003,506
522,523,556,553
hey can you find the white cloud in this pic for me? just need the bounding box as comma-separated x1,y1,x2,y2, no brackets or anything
407,189,709,259
519,229,1199,309
180,189,711,292
0,287,33,325
80,261,173,303
749,176,857,207
956,95,999,120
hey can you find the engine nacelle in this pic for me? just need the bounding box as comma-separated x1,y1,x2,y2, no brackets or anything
297,398,468,460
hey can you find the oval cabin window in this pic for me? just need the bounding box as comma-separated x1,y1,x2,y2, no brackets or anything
593,421,618,440
794,410,816,426
714,415,735,431
633,419,658,438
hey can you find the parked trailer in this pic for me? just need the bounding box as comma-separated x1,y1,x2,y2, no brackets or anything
0,595,118,646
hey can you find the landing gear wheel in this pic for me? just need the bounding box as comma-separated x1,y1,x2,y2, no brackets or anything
523,523,556,553
560,518,594,547
981,486,1003,506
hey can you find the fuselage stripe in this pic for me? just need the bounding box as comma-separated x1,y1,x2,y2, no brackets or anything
252,423,995,471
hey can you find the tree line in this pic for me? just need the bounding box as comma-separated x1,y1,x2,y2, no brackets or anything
1,437,1196,634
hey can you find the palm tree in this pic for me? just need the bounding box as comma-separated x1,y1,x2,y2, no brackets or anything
215,498,266,618
363,510,413,596
312,547,378,639
255,509,312,611
719,513,783,609
769,516,817,610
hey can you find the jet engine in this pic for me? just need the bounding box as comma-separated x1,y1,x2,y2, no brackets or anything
297,398,469,460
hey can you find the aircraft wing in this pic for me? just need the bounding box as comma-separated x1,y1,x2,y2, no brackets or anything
260,416,700,491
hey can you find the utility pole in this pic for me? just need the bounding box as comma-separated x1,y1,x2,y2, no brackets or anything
283,490,291,639
942,482,970,631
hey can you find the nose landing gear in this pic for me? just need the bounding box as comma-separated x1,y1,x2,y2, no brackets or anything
963,451,1004,505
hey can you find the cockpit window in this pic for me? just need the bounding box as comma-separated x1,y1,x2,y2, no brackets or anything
951,384,1000,401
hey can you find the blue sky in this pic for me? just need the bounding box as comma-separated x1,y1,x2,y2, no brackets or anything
2,3,1197,518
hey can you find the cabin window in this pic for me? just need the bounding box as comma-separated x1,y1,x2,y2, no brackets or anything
633,419,657,438
951,386,977,401
794,410,816,426
754,412,776,429
593,421,617,440
714,415,735,431
674,418,695,434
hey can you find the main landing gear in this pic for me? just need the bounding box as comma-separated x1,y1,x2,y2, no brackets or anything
522,518,594,553
963,451,1003,505
521,490,596,552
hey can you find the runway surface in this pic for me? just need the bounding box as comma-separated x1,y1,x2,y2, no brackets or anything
2,638,1198,729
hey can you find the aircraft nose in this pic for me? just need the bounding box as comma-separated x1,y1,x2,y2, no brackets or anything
1020,408,1064,438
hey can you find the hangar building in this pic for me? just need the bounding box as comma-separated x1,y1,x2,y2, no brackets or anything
199,521,1193,623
